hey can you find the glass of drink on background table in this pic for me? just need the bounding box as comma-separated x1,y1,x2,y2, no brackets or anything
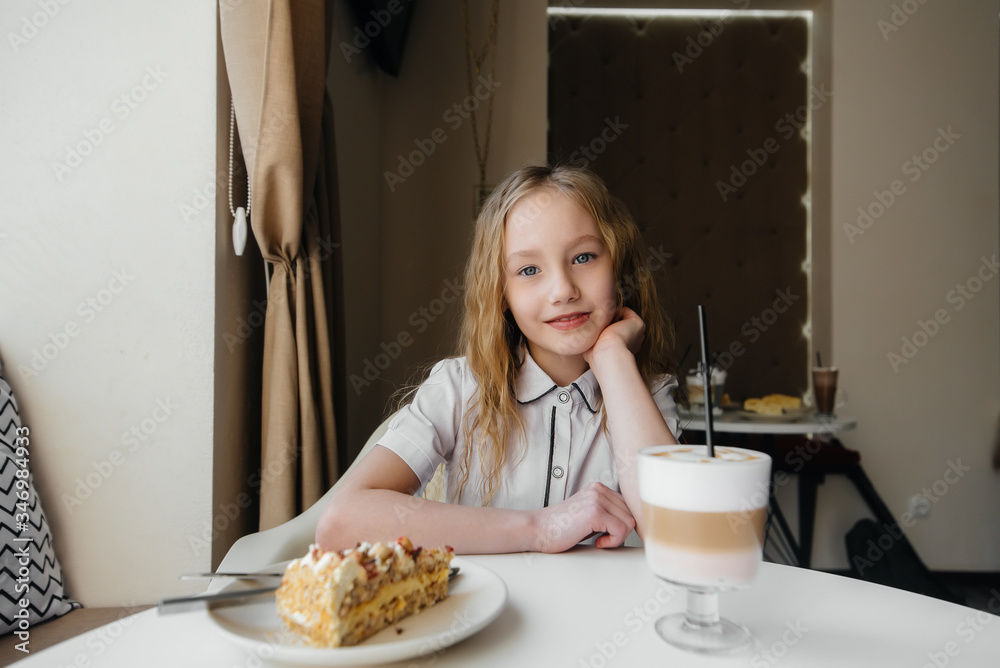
637,445,772,654
812,366,838,416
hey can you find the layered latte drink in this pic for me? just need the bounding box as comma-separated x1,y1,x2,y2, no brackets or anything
638,446,771,588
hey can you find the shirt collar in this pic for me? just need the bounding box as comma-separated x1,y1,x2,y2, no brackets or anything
514,346,603,414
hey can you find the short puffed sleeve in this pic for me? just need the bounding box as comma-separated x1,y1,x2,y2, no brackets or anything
651,374,682,440
377,358,470,487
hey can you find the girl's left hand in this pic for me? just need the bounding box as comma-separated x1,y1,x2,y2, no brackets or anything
584,307,645,365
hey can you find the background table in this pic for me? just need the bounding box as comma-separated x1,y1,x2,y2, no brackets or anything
676,410,896,570
677,409,857,436
11,547,999,667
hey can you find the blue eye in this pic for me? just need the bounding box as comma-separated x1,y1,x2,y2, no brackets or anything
574,253,596,264
519,266,539,277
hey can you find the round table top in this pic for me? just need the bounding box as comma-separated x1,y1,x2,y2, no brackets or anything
17,547,998,667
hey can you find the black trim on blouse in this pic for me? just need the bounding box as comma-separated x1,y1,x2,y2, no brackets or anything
571,382,598,415
542,406,556,507
516,384,558,405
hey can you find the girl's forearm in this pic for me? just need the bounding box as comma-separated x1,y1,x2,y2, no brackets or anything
316,487,540,554
588,343,678,537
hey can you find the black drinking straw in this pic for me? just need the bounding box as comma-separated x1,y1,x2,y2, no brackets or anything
697,305,715,457
816,351,822,367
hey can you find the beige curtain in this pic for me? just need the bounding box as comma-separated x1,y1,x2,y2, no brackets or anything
220,0,340,529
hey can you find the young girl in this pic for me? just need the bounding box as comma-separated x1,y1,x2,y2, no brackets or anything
316,164,680,553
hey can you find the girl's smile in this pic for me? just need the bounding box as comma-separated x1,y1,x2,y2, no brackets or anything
504,187,616,385
545,312,591,330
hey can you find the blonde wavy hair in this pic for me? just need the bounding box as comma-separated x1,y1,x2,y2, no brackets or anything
453,164,675,506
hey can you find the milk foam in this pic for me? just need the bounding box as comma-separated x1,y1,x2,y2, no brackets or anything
637,445,771,512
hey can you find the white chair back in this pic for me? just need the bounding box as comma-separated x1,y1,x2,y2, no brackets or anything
215,415,392,575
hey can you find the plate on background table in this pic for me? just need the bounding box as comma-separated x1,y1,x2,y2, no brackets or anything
678,405,724,419
736,407,811,422
207,557,507,666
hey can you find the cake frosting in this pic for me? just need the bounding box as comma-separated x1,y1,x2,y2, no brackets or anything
275,537,454,647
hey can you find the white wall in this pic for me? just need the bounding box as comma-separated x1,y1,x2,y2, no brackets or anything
0,1,216,605
815,0,1000,571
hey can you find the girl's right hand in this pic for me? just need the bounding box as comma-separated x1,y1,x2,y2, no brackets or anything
529,482,636,553
583,306,645,369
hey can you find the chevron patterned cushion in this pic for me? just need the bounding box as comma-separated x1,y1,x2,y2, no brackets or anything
0,359,80,637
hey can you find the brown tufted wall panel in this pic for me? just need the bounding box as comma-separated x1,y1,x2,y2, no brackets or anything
548,12,811,402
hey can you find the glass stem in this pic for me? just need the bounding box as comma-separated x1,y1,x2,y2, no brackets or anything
685,588,721,628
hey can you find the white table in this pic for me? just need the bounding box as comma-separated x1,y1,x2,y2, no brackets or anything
13,548,999,667
677,409,857,436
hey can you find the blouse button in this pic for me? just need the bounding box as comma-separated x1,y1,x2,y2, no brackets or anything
557,391,570,404
552,466,565,479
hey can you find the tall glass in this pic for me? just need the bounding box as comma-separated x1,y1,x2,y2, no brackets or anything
812,366,839,416
637,445,771,654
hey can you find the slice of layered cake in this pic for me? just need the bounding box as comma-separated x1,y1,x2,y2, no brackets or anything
275,537,454,647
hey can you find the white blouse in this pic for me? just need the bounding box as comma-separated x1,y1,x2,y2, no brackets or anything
378,349,680,510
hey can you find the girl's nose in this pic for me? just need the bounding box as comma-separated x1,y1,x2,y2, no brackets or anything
548,268,579,304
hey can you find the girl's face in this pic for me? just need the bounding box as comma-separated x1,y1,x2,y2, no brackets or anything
503,187,617,384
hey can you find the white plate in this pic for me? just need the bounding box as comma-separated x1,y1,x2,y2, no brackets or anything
677,405,723,418
736,407,810,422
207,557,507,666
